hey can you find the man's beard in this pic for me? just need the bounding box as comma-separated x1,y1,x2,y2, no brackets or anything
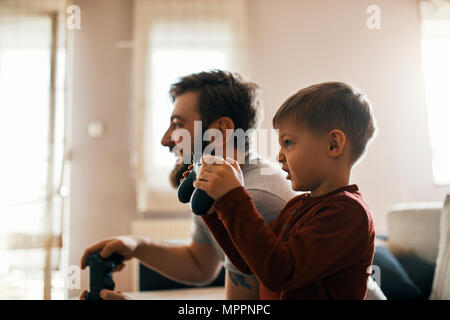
168,137,210,189
169,162,191,189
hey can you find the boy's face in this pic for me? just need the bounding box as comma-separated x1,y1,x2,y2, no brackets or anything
277,120,329,192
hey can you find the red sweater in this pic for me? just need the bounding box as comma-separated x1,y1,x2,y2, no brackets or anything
202,184,375,300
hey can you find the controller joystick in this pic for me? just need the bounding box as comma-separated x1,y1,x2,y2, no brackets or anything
177,154,215,215
85,251,124,300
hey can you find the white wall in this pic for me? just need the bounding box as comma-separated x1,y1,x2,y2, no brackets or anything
247,0,450,233
68,0,136,298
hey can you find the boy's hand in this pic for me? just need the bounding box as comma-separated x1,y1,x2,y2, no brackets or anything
193,155,244,200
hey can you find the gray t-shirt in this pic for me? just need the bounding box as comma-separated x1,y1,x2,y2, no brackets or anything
190,153,298,276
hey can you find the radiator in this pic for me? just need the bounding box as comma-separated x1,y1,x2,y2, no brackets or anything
130,218,192,241
129,217,192,290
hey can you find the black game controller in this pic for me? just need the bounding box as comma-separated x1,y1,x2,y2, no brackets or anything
177,154,215,215
85,251,124,300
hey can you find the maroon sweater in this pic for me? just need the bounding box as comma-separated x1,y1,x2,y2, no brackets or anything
202,184,375,300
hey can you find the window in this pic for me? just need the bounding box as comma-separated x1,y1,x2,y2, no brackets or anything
0,2,68,299
134,0,248,212
421,38,450,185
145,26,230,192
420,2,450,185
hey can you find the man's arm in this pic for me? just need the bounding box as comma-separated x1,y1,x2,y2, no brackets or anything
225,270,259,299
133,236,222,286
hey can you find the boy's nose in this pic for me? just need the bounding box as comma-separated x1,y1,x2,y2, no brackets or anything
277,151,285,164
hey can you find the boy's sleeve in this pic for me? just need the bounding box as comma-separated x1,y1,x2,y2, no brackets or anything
213,186,373,292
201,188,287,276
202,213,252,274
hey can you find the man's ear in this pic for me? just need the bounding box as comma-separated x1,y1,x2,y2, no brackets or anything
208,117,235,146
327,129,346,157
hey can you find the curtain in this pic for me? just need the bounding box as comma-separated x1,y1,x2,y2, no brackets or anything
0,0,69,299
421,0,450,37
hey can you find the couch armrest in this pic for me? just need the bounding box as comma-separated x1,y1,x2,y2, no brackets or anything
386,202,442,264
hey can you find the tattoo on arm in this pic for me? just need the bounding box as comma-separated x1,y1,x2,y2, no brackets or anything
228,270,252,290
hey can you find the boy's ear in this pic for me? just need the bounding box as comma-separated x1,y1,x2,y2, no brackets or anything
327,129,346,157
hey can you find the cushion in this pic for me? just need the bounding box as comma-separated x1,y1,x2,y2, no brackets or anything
430,195,450,300
387,202,442,264
372,246,423,300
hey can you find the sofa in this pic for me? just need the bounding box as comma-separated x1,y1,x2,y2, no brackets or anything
372,196,450,300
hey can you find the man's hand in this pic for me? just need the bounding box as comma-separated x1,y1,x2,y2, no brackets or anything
80,237,138,301
193,155,244,201
80,236,140,270
180,164,194,184
80,289,127,300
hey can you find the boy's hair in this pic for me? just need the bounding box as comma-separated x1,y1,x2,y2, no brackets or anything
272,82,376,163
169,70,261,152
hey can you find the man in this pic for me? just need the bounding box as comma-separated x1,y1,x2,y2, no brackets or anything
80,70,296,300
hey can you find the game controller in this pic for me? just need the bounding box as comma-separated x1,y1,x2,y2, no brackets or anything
85,251,124,300
177,154,215,215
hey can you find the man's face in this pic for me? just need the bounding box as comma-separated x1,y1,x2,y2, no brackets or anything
161,91,202,188
277,120,329,192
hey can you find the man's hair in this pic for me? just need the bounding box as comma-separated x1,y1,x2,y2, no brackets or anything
169,70,261,152
272,81,376,163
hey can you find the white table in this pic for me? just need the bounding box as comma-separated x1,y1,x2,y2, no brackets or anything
124,286,225,300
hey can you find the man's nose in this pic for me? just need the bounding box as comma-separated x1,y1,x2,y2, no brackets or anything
161,128,173,147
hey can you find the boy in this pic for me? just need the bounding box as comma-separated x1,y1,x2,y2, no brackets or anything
190,81,377,299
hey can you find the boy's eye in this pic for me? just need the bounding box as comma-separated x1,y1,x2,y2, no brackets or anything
283,139,292,147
